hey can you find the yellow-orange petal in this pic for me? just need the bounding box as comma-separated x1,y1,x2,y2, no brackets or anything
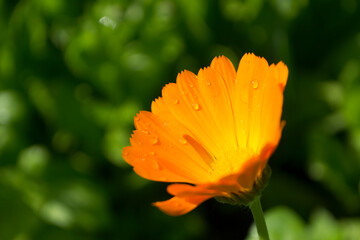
210,56,237,101
232,53,287,153
156,67,238,159
196,67,238,153
160,73,224,155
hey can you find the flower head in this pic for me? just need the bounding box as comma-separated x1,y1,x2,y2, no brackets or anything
123,53,288,216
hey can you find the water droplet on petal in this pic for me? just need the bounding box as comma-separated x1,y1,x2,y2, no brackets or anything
143,130,149,134
152,136,159,145
192,103,200,111
189,83,194,88
179,138,187,144
153,160,161,170
173,99,179,104
252,80,259,89
149,151,156,156
206,82,211,86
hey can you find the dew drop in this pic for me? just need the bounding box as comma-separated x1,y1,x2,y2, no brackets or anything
252,80,259,89
143,130,149,134
192,103,200,111
179,138,187,144
206,82,211,86
173,99,179,104
153,160,161,170
152,136,159,144
149,151,156,156
189,83,194,88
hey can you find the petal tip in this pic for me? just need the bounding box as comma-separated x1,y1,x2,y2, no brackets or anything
152,197,197,216
276,61,289,89
152,195,213,216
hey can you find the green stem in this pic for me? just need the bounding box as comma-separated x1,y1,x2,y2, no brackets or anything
249,197,270,240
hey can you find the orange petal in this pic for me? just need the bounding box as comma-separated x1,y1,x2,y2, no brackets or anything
160,73,223,155
196,67,238,153
254,64,286,150
233,53,288,153
156,68,238,158
153,82,220,159
234,156,261,190
123,146,194,183
210,56,237,101
154,183,228,216
153,195,213,216
123,111,212,184
276,61,289,90
167,183,222,197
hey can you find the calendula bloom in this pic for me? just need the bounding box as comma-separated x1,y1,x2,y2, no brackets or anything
123,53,288,216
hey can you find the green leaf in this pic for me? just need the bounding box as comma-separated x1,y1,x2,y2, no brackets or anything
246,206,305,240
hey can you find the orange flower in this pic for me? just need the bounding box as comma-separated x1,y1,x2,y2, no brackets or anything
123,53,288,216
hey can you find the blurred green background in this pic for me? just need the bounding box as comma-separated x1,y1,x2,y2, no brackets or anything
1,0,360,239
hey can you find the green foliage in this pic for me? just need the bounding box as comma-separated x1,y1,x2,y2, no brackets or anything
0,0,359,239
246,207,360,240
